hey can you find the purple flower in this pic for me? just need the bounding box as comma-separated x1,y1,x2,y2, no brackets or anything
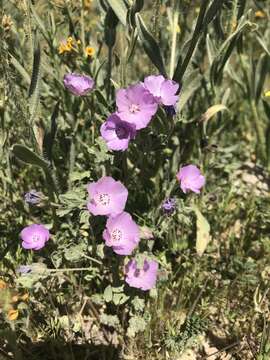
24,190,42,205
116,83,158,130
164,105,176,116
162,198,176,213
143,75,179,106
17,265,32,274
103,212,140,255
64,73,95,96
20,224,50,250
176,165,205,194
100,113,136,151
87,176,128,216
125,259,158,291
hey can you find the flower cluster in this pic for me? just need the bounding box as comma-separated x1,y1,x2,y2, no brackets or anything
100,75,179,151
87,176,158,290
58,36,95,59
19,73,206,296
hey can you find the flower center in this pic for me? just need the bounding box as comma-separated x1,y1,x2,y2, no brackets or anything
31,234,41,243
97,193,110,206
129,104,140,114
115,125,128,139
111,228,122,243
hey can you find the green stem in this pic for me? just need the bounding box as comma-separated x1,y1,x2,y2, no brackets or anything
169,10,179,79
250,99,266,163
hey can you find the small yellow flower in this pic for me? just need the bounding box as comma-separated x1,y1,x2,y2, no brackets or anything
20,293,29,301
84,0,93,9
255,10,265,19
85,46,95,58
67,36,74,45
0,280,7,289
58,41,73,54
265,90,270,97
11,295,19,303
2,14,13,32
7,309,19,321
77,39,81,45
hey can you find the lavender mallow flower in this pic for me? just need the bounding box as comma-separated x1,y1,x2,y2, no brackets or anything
24,190,42,205
87,176,128,216
20,224,50,250
103,212,140,255
162,198,176,213
64,73,95,96
143,75,179,106
100,113,136,151
125,259,158,291
177,165,205,194
116,83,158,130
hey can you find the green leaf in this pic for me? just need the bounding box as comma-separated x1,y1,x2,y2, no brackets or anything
178,69,202,109
135,14,167,77
256,35,270,57
28,35,42,124
131,296,145,312
12,144,49,169
113,292,129,305
100,314,120,328
9,54,31,84
103,285,113,302
30,2,50,43
127,316,146,337
173,0,209,83
107,0,127,26
43,101,59,163
64,242,87,262
202,0,225,28
255,54,269,103
193,206,211,256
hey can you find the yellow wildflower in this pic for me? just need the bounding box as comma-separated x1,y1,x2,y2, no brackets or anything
77,39,81,45
67,36,74,45
2,14,13,32
84,0,93,9
264,90,270,97
85,46,95,58
20,293,29,301
255,10,265,19
11,295,19,303
7,309,19,321
58,41,73,54
0,280,7,289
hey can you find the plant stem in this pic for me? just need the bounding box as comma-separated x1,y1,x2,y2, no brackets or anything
169,10,179,79
250,99,266,163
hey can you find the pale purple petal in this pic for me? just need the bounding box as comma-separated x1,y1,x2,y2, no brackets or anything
87,176,128,216
143,75,179,106
160,80,179,106
125,259,158,291
116,83,158,130
103,212,140,255
100,113,136,151
20,224,50,251
64,73,95,96
176,165,205,194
